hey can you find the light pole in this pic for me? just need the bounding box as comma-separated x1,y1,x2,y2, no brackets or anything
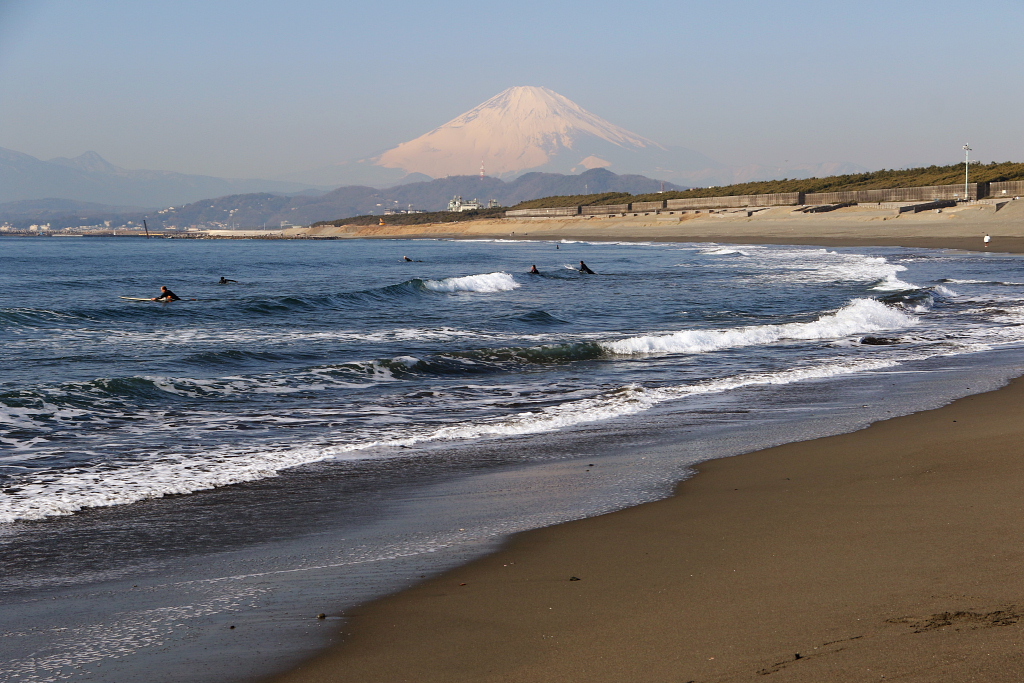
963,144,972,202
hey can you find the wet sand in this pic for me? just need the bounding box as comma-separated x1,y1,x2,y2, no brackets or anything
264,206,1024,682
266,353,1024,681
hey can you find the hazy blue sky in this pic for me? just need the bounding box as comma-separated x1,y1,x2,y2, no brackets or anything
1,0,1021,179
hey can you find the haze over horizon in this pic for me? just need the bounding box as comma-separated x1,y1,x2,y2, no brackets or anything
2,0,1022,183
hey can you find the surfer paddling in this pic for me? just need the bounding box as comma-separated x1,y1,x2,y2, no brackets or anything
218,276,237,284
152,286,180,302
530,265,540,274
578,261,596,274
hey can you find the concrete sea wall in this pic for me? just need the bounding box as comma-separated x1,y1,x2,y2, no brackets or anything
505,182,1010,218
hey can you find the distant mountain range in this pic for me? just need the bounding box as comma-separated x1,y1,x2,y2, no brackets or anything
0,148,326,207
0,168,684,229
0,85,866,214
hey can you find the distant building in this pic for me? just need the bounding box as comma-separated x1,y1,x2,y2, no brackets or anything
447,196,483,212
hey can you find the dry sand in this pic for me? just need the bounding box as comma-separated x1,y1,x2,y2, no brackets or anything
286,199,1024,254
264,205,1024,682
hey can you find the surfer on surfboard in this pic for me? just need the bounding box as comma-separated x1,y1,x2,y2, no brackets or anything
578,261,596,274
218,276,237,284
152,286,180,302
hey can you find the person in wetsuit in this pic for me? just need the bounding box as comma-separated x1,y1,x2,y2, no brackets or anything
152,286,180,302
579,261,596,274
530,265,540,274
218,276,237,284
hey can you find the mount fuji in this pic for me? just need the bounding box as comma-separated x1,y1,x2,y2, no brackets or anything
375,86,719,179
286,86,723,187
283,86,868,188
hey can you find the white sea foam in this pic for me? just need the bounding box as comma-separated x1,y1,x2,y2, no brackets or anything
421,272,519,293
723,248,918,289
699,247,750,256
0,355,907,524
945,279,1024,286
602,299,917,355
871,273,918,291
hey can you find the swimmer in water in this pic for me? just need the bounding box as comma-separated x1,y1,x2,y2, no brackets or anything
530,265,540,274
218,276,237,284
578,261,596,274
404,256,413,262
152,286,180,302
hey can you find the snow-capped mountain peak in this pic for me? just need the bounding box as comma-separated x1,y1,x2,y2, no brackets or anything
374,86,667,178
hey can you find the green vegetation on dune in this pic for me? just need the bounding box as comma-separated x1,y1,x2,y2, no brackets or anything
510,192,634,210
512,162,1024,209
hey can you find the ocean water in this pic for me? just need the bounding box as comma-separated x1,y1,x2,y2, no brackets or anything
3,236,1024,682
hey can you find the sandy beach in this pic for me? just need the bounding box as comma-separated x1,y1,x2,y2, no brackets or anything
267,374,1024,683
256,206,1024,682
287,199,1024,254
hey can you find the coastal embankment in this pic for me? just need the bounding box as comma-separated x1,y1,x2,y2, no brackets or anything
268,375,1024,683
286,199,1024,253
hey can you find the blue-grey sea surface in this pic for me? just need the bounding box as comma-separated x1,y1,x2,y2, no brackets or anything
2,236,1024,682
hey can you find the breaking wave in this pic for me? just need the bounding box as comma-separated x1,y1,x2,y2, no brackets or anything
602,299,917,355
421,272,519,293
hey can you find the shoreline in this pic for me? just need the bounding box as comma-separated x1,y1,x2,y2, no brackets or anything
257,223,1024,682
267,373,1024,683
